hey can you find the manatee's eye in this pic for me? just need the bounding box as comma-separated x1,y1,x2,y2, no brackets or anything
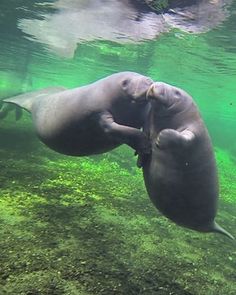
174,90,181,100
175,90,181,96
121,79,130,89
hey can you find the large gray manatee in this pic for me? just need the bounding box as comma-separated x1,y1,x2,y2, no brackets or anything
3,72,153,156
141,81,234,239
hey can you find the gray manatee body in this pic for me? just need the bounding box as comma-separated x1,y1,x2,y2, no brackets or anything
142,82,234,239
3,72,153,156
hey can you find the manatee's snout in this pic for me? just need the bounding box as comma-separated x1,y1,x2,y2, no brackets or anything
146,82,174,110
132,77,154,103
147,82,166,102
146,83,155,100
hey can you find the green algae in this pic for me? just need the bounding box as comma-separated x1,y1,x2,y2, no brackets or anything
0,122,235,294
216,148,236,204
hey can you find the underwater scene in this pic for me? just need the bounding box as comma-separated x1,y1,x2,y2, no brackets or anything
0,1,236,294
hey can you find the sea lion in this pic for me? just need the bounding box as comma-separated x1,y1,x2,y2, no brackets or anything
3,72,153,156
141,81,234,239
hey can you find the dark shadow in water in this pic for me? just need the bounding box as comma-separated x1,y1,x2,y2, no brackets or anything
0,127,59,193
16,197,195,295
0,127,39,154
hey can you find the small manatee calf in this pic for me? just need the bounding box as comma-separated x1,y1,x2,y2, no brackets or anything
141,81,234,239
2,72,153,156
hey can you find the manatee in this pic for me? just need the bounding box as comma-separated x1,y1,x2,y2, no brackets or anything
3,72,153,156
141,81,234,239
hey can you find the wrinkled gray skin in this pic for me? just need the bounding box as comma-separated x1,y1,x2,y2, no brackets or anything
3,72,153,156
141,82,234,239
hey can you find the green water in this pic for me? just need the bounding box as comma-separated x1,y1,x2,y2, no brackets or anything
0,1,236,294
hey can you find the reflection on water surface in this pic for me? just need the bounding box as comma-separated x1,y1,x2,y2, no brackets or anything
13,0,233,57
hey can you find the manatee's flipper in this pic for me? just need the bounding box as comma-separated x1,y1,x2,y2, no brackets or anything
99,111,151,155
156,129,195,149
3,87,66,112
15,106,23,121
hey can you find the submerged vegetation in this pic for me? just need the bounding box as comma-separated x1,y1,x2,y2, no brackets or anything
217,148,236,204
0,118,235,294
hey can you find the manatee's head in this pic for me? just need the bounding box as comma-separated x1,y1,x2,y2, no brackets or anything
120,73,153,104
146,81,191,115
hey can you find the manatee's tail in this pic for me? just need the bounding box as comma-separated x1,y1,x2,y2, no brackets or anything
3,86,66,112
0,103,11,120
210,222,234,240
0,103,23,120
